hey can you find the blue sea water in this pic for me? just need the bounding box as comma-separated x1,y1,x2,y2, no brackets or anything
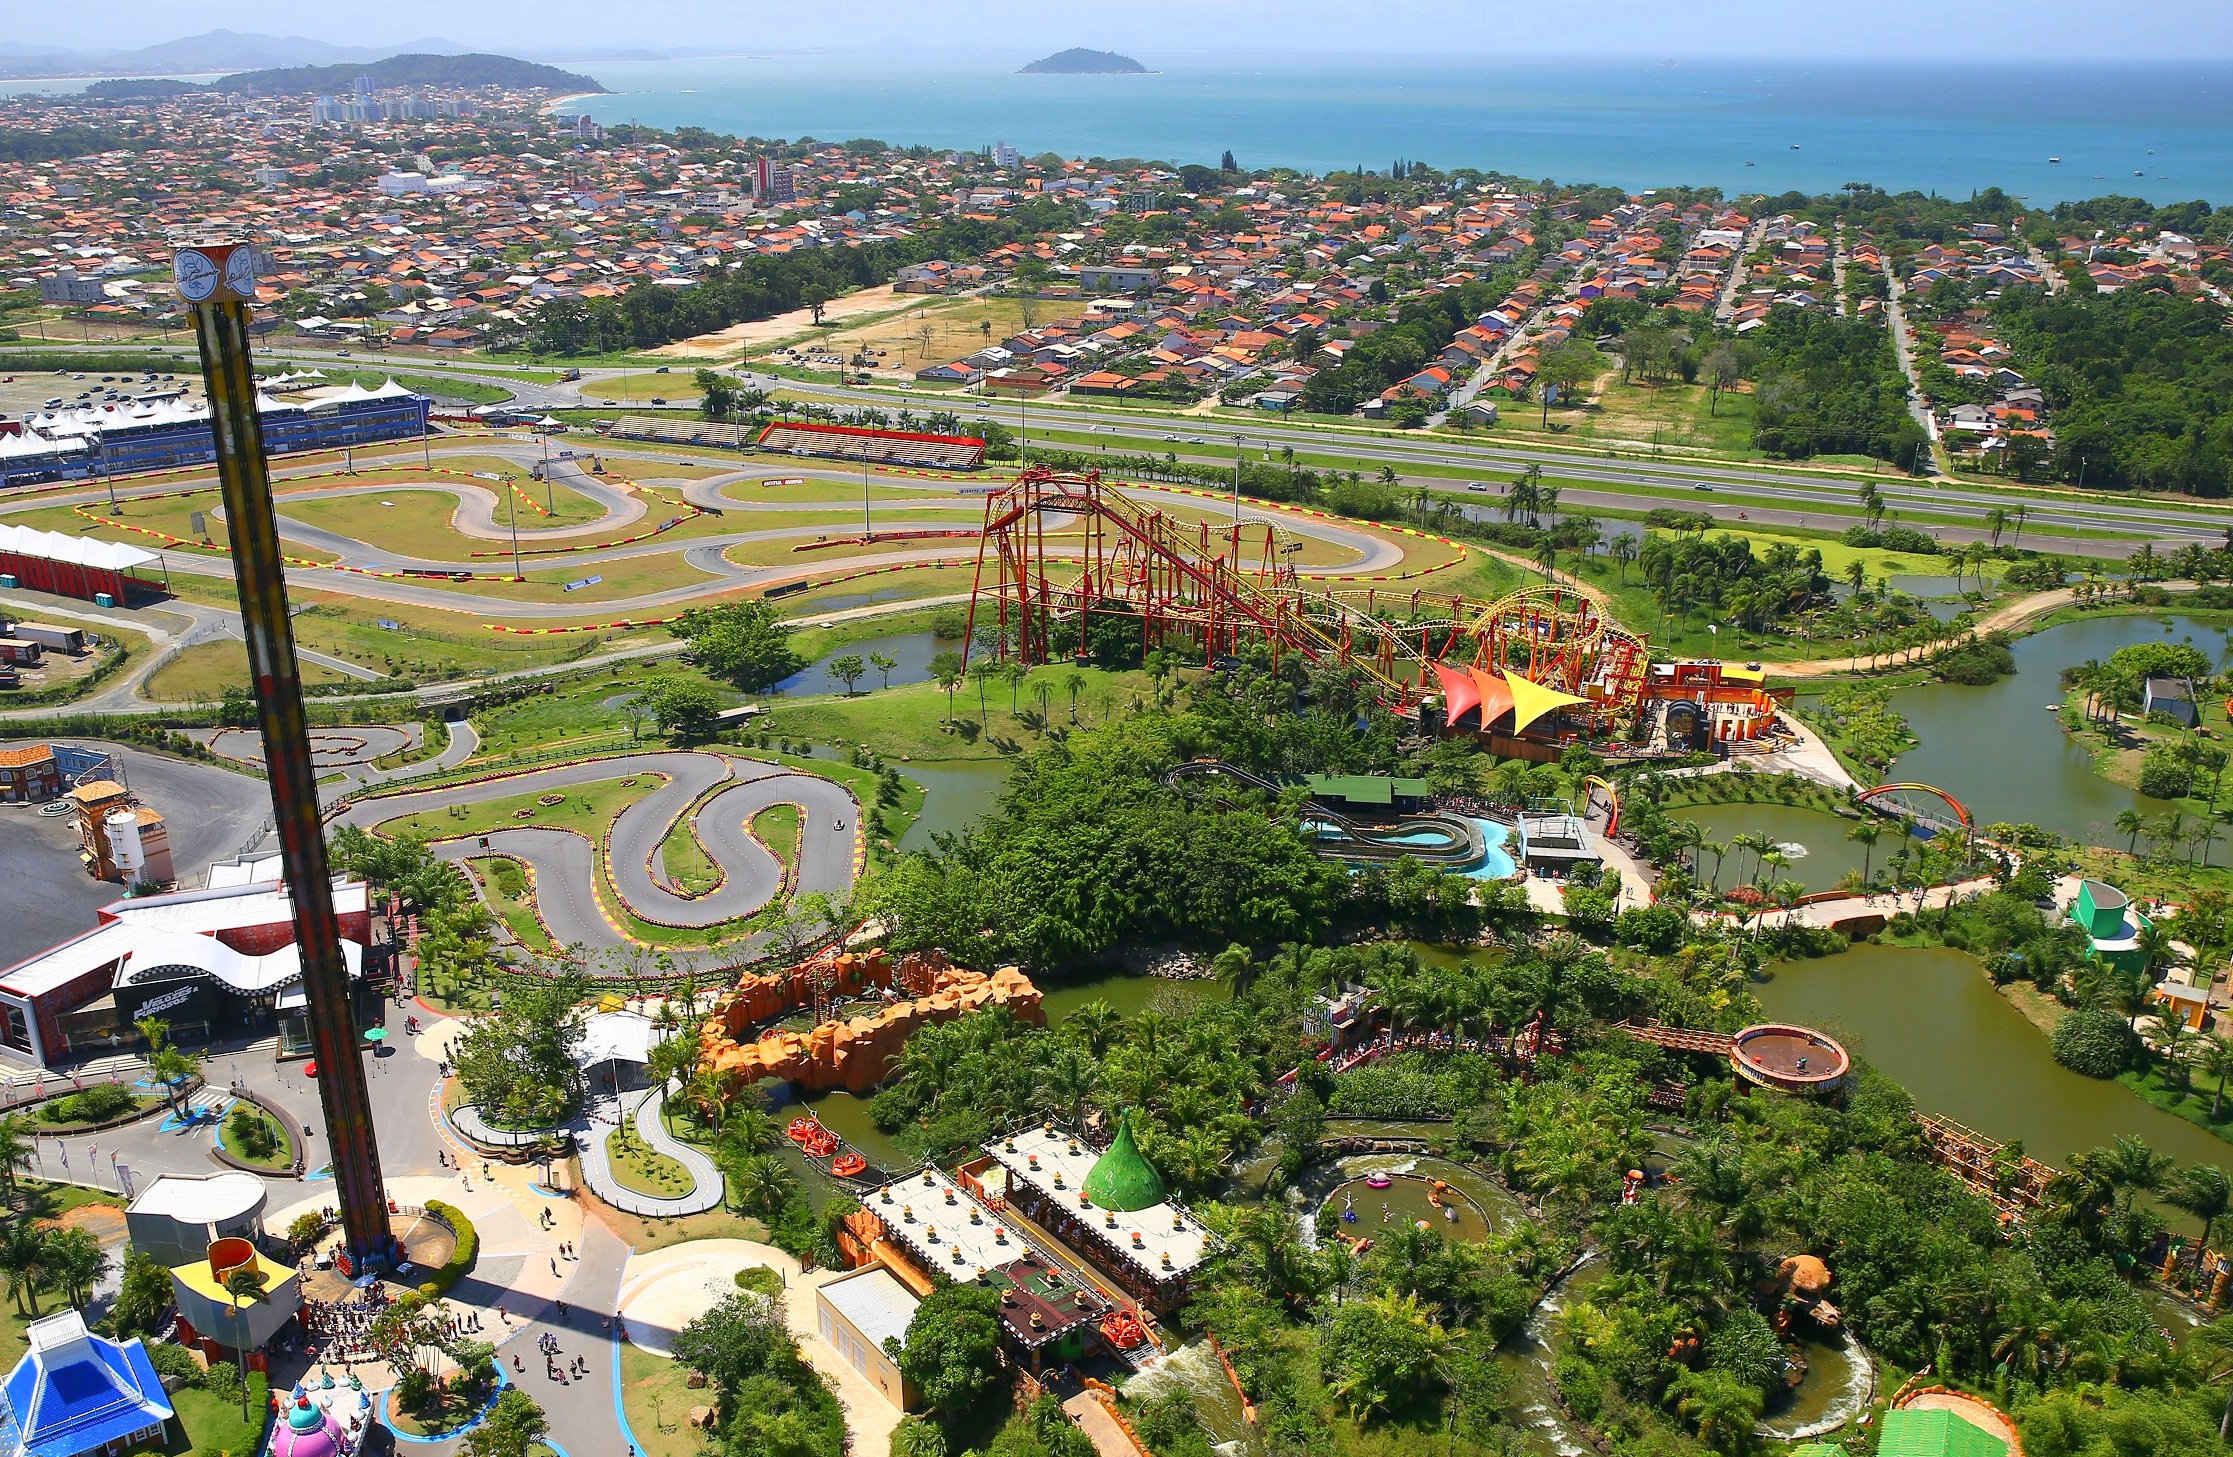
552,52,2233,206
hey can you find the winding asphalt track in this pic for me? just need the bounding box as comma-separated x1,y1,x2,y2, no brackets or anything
332,751,857,949
2,443,1406,621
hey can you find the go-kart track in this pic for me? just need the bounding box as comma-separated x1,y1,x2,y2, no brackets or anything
0,433,1459,627
331,750,859,952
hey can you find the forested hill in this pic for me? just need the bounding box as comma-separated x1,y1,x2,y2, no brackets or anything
1020,48,1147,74
217,53,603,94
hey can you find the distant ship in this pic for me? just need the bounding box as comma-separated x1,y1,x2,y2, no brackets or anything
1744,160,1756,167
2048,156,2061,164
2136,169,2146,176
1790,143,1801,149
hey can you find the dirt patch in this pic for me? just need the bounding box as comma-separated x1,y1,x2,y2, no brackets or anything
650,285,905,359
49,1204,126,1244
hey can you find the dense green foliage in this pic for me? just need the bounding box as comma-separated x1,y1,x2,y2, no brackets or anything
669,601,807,692
1299,252,1549,415
220,53,603,95
1750,309,1930,462
0,125,145,161
1992,285,2233,495
450,975,588,1125
2052,1007,2137,1079
671,1292,846,1457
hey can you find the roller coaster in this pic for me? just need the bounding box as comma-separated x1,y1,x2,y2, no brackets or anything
963,468,1652,739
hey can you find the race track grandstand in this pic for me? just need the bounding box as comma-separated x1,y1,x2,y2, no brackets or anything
605,415,758,450
757,421,986,470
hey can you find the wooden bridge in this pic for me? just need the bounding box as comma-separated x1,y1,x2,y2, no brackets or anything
1915,1113,2054,1224
1617,1021,1737,1056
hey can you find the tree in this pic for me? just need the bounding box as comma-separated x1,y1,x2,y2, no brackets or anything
2198,1038,2233,1120
1847,820,1882,885
643,676,723,741
221,1263,269,1414
45,1226,107,1309
2169,1164,2233,1278
1063,668,1086,723
898,1283,1005,1418
2117,808,2147,855
1706,345,1740,415
1537,339,1599,425
1321,1292,1446,1418
465,1389,549,1457
111,1249,173,1336
1669,1368,1763,1453
668,600,804,690
869,651,899,689
932,650,965,724
0,1217,49,1314
2099,1134,2175,1215
0,1113,32,1202
827,653,868,697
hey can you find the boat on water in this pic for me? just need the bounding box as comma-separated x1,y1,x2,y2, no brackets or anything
1744,160,1756,167
2048,156,2061,164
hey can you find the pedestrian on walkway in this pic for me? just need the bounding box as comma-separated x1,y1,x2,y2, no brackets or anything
550,1258,558,1277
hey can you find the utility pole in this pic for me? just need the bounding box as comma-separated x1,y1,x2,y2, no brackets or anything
172,238,392,1267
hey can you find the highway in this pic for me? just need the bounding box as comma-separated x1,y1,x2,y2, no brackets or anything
15,339,2231,557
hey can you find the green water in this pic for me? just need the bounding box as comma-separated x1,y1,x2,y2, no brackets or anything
1756,944,2233,1172
1672,803,1871,894
897,759,1014,852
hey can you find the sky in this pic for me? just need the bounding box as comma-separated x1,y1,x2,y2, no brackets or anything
16,0,2233,62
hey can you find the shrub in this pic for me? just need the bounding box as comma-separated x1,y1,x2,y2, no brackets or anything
2138,748,2194,800
287,1211,330,1247
423,1200,479,1293
226,1105,278,1159
147,1342,203,1386
734,1265,785,1298
2052,1007,2135,1079
42,1082,137,1124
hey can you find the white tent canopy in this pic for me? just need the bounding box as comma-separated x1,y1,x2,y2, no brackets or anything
0,522,158,571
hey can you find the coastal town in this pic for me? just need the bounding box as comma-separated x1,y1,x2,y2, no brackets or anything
6,35,2233,1457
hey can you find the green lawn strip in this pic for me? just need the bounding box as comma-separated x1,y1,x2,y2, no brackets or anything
759,668,1152,764
748,802,801,884
2113,1065,2233,1151
604,1120,696,1199
144,640,349,702
463,854,557,954
133,1375,270,1457
618,1343,707,1457
658,810,724,897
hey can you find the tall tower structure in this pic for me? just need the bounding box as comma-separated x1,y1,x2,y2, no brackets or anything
171,238,393,1264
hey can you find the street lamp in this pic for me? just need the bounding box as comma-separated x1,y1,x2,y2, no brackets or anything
502,475,523,580
1231,435,1250,531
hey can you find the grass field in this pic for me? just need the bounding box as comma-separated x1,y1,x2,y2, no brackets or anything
618,1345,705,1457
763,668,1153,762
1468,374,1762,459
605,1121,695,1198
816,294,1058,376
217,1104,296,1170
464,854,556,953
144,640,350,701
748,802,801,881
588,371,693,403
659,812,722,896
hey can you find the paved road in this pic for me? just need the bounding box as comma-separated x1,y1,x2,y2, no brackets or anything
19,338,2231,553
332,751,859,951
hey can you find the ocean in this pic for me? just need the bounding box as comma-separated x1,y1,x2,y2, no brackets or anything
545,52,2233,207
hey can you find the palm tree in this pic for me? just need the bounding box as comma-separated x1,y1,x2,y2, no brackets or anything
44,1227,106,1309
1671,1369,1761,1453
2197,1039,2233,1121
725,1152,798,1219
2186,1313,2233,1440
222,1265,268,1416
1611,535,1640,583
1063,1001,1121,1059
2147,1017,2200,1093
2116,809,2146,855
1847,821,1882,885
0,1113,33,1203
0,1217,51,1314
2169,1165,2233,1279
1063,669,1086,722
2098,1134,2175,1215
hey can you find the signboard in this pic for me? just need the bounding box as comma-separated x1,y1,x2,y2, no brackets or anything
133,982,201,1018
189,511,207,536
562,575,603,592
471,471,503,481
377,620,402,631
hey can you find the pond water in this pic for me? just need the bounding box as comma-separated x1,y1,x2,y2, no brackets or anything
896,759,1014,852
1884,612,2233,841
775,631,950,696
1755,943,2233,1171
1670,803,1871,894
1324,1173,1493,1242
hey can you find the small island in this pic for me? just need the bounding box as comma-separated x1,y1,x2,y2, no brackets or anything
1019,48,1148,75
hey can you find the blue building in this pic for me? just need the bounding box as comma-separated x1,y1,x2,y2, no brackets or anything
2,380,430,489
0,1312,173,1457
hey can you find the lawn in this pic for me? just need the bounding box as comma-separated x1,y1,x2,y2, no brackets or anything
129,1375,270,1457
589,371,695,403
143,640,351,702
216,1104,296,1170
659,813,722,897
590,1202,768,1254
762,668,1153,763
375,772,667,846
711,476,935,507
464,854,556,954
1479,374,1762,460
605,1121,696,1199
748,803,801,881
619,1344,709,1457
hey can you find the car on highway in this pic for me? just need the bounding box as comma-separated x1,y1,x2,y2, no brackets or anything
1693,483,1714,491
1163,434,1179,441
1466,482,1491,493
650,396,667,405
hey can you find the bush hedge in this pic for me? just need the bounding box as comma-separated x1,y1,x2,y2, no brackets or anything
423,1200,479,1292
2052,1007,2135,1079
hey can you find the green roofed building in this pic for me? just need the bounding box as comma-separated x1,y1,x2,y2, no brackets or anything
1082,1111,1167,1213
1878,1407,2010,1457
1789,1445,1846,1457
1301,774,1431,813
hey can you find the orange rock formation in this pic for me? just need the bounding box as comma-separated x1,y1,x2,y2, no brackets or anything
697,947,1043,1095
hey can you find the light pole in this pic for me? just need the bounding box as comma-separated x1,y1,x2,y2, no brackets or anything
96,424,117,513
503,474,523,580
860,448,873,541
1231,435,1249,532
